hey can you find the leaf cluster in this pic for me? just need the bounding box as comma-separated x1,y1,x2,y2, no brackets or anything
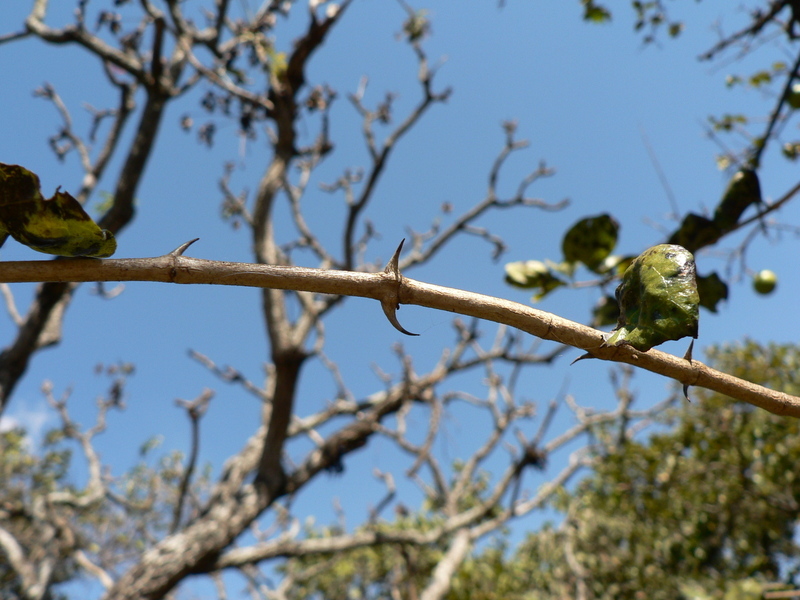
504,213,628,314
504,166,769,328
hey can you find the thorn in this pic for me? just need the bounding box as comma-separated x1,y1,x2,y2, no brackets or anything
381,299,419,336
384,238,405,278
682,339,695,402
170,238,200,257
571,352,595,365
683,338,694,363
381,239,418,336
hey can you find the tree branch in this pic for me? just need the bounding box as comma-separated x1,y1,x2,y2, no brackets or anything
419,529,471,600
25,0,146,81
0,249,796,416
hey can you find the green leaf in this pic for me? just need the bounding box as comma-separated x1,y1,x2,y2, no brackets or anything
668,213,721,253
748,70,772,87
504,260,565,301
782,142,800,160
402,9,430,42
582,0,611,22
712,169,762,232
592,294,620,327
139,435,163,457
505,260,547,288
696,271,728,313
725,74,742,88
709,113,747,132
561,213,619,272
605,244,699,351
0,163,116,258
668,22,684,37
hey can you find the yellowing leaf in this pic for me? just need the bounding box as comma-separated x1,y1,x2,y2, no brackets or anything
504,260,565,301
0,163,116,258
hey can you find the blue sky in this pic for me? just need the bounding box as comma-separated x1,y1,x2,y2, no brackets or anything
2,0,800,595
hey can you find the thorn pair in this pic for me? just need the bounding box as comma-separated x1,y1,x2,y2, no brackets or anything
381,239,419,337
169,238,418,337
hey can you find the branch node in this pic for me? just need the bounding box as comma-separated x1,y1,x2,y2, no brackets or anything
170,238,200,257
381,239,419,336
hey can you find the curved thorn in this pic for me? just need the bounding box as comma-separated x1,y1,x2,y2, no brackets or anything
570,352,596,365
170,238,200,257
381,298,419,337
682,339,695,402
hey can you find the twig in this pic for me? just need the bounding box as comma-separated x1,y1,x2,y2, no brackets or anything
171,388,214,533
343,42,451,269
698,0,788,61
189,349,269,401
401,129,566,271
369,470,397,523
0,283,23,326
751,44,800,167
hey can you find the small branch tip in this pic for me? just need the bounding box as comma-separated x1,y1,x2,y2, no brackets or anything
170,238,200,256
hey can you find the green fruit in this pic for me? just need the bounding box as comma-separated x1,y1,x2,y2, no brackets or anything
753,270,777,295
